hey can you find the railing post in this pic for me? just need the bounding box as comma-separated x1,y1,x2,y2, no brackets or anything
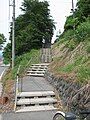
14,65,20,111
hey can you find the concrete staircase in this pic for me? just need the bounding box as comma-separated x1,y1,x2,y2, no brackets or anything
26,63,49,77
16,91,57,112
41,48,52,63
15,63,58,113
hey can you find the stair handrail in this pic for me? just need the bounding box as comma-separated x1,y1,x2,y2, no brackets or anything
14,65,21,111
14,56,39,111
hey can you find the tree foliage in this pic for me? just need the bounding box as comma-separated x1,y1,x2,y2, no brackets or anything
64,0,90,31
64,15,80,31
3,43,11,64
15,0,55,55
0,33,6,45
75,18,90,42
57,0,90,52
3,0,55,63
76,0,90,20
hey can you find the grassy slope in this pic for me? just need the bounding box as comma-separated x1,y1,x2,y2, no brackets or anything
50,39,90,84
1,49,40,112
2,49,40,95
4,49,40,81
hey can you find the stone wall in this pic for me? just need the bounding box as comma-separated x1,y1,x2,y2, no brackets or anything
45,72,90,118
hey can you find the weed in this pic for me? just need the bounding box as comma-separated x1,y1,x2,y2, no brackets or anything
77,65,90,83
59,64,75,73
86,45,90,53
3,49,40,81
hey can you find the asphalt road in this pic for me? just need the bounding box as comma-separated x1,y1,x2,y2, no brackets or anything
0,66,8,96
0,66,7,77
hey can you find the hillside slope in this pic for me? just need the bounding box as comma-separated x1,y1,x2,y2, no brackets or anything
1,49,40,112
46,37,90,115
50,39,90,83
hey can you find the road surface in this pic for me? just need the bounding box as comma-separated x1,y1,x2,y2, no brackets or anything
0,64,57,120
19,76,54,92
0,76,57,120
1,110,56,120
0,66,8,96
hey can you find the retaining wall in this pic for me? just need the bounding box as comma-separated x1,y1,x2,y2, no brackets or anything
45,71,90,117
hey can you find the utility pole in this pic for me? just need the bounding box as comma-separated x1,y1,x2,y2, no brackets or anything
71,0,75,30
12,0,15,69
72,0,74,15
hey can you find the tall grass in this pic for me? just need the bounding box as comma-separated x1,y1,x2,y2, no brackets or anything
3,49,40,81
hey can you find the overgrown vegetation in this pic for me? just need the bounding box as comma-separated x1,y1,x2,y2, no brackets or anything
59,18,90,49
0,33,6,48
51,0,90,83
3,0,55,63
3,49,40,82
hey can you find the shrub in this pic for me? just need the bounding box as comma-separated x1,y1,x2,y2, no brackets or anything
66,39,77,51
62,30,75,41
75,21,90,42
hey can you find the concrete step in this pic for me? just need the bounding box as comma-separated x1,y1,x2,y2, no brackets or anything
17,91,55,98
29,67,47,71
27,73,44,77
32,63,49,66
28,69,46,71
16,98,57,105
30,66,48,69
31,65,48,68
16,105,57,113
27,71,45,74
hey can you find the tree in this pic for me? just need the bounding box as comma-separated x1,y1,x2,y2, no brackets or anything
64,0,90,31
0,34,6,49
3,0,55,63
15,0,55,55
76,0,90,21
64,15,79,31
3,43,11,64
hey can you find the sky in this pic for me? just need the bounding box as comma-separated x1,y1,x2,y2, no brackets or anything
0,0,77,44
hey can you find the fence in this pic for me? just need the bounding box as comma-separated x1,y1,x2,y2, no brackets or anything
14,56,40,111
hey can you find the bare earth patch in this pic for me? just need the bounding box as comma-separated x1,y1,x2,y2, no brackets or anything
0,79,14,113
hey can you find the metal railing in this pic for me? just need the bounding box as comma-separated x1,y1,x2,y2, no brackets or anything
14,56,40,111
14,65,21,111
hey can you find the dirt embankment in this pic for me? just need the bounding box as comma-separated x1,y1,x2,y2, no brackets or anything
0,69,15,113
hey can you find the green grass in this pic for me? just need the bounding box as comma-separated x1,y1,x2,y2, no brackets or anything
3,49,40,81
59,64,75,73
52,18,90,83
77,65,90,83
56,55,90,83
57,56,83,73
